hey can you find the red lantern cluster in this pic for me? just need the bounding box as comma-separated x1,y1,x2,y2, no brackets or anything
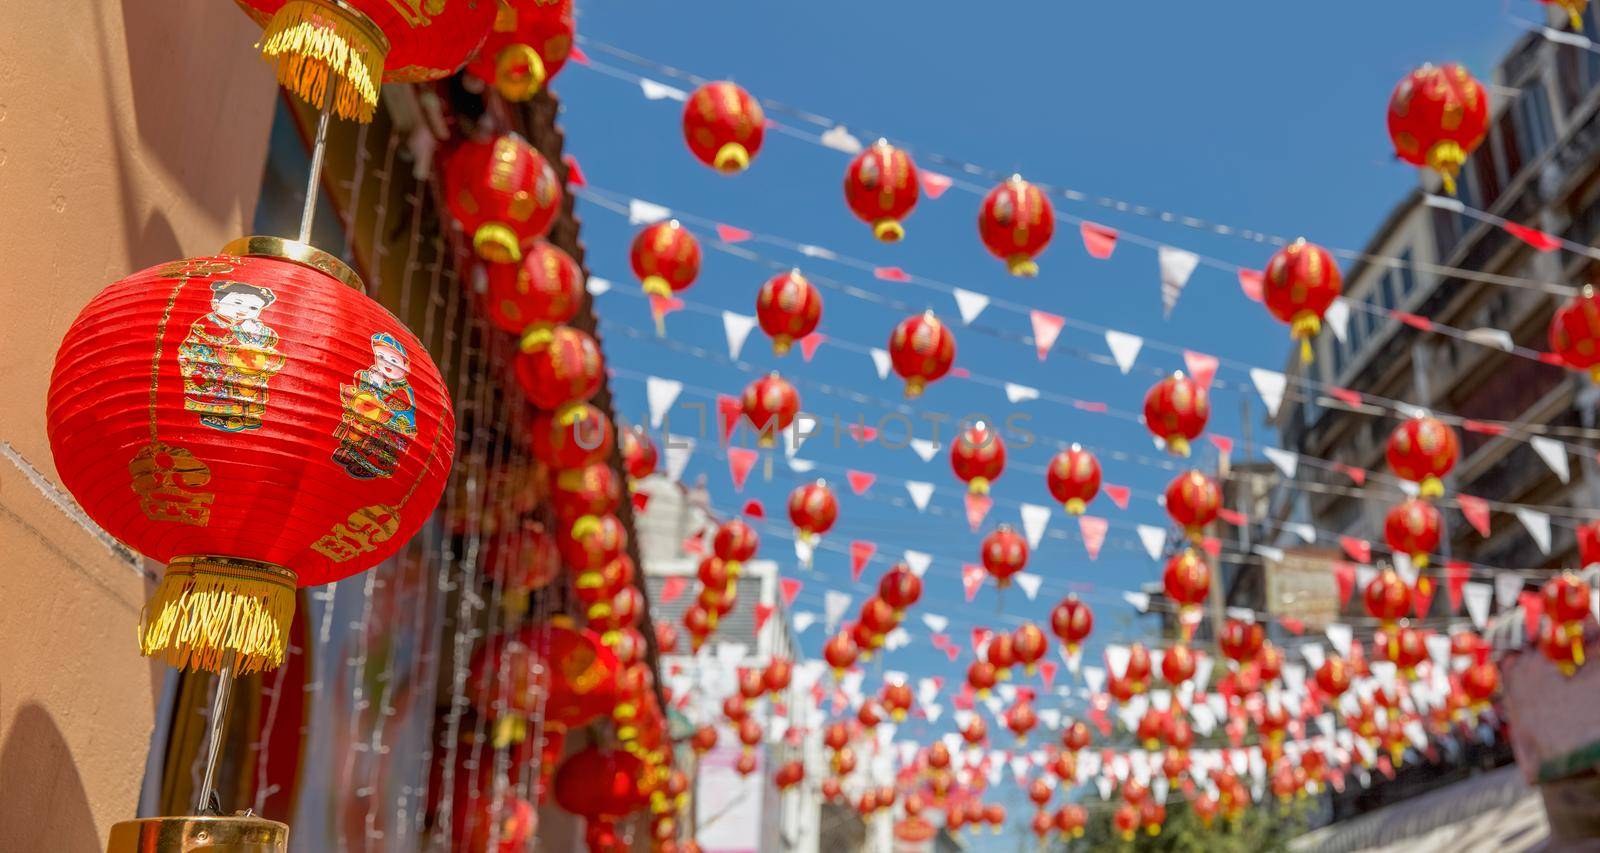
888,310,956,398
844,140,920,241
683,81,765,174
950,421,1005,494
978,175,1055,277
465,0,575,101
1387,63,1490,195
1046,444,1101,515
444,134,563,264
1263,238,1343,363
1143,371,1210,456
756,270,823,356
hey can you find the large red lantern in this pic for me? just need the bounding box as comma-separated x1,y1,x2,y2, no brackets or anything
1046,444,1101,515
788,480,839,541
844,140,920,241
741,372,800,447
1050,595,1093,653
47,241,454,673
878,563,923,616
1461,654,1499,708
888,310,956,398
713,518,760,574
464,0,574,101
514,325,604,413
444,134,563,264
1113,803,1139,842
756,269,823,356
764,657,793,693
1550,285,1600,382
630,219,701,303
1364,568,1412,624
961,715,988,745
1540,620,1584,675
980,525,1029,589
557,514,627,575
235,0,497,122
553,747,649,829
530,402,614,470
1263,238,1343,363
682,81,765,174
1387,63,1490,195
978,175,1054,277
481,239,584,342
950,421,1005,494
1384,498,1441,567
621,425,657,481
1386,415,1458,497
1162,548,1211,616
1164,470,1220,539
882,681,914,721
468,622,619,741
1143,372,1210,456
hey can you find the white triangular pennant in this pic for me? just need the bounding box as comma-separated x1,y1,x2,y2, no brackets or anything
788,458,816,473
722,311,757,359
586,275,612,297
1464,582,1492,629
825,592,853,633
1014,572,1043,600
1105,330,1144,374
905,480,934,511
1020,503,1052,549
1158,246,1200,317
1515,507,1552,554
1530,437,1571,483
628,198,671,225
951,288,990,324
1464,328,1514,351
903,550,932,578
921,613,948,633
794,536,814,567
869,348,891,380
1105,645,1131,679
1300,643,1325,671
792,611,818,634
1250,368,1287,419
1325,623,1353,658
1005,382,1040,403
1137,525,1167,561
639,78,687,101
909,438,940,463
1122,591,1151,613
1285,522,1316,544
1263,447,1299,478
663,434,694,481
1083,666,1106,696
1494,575,1524,609
1324,298,1350,343
820,125,863,154
646,377,683,429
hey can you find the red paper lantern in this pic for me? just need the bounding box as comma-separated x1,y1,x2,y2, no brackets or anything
983,803,1007,833
1143,372,1210,456
859,596,899,635
690,725,718,755
1113,803,1139,842
1164,470,1220,539
1056,804,1086,838
858,699,885,730
985,634,1017,679
554,747,649,826
1050,595,1093,653
764,657,793,692
552,463,621,541
485,519,562,604
620,426,658,481
682,81,765,174
1136,708,1170,750
481,239,584,342
967,660,998,697
1218,619,1264,665
1313,656,1350,699
756,269,823,355
1050,751,1076,784
844,140,920,241
1027,777,1052,809
978,175,1054,277
1161,643,1197,686
735,752,759,777
1550,285,1600,382
1363,568,1412,624
823,631,859,676
926,742,952,770
630,219,702,308
1543,572,1590,672
1385,498,1442,567
1162,548,1211,612
516,325,603,415
530,402,614,470
1062,721,1091,753
888,310,956,398
1263,238,1343,363
47,240,454,673
1046,444,1101,515
696,556,731,593
882,681,914,721
820,778,843,802
961,715,988,747
465,0,574,101
788,480,839,541
1461,656,1499,705
1540,620,1584,675
236,0,496,122
1030,811,1053,839
950,421,1005,494
1124,643,1153,691
1386,415,1458,497
980,525,1029,589
878,563,923,616
468,622,618,739
444,134,562,264
1257,642,1285,683
741,372,800,447
1005,701,1038,742
713,518,760,573
1012,623,1048,675
557,514,626,575
1387,63,1490,195
833,746,858,776
775,760,805,791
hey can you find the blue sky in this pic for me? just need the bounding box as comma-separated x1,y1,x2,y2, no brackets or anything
552,0,1528,821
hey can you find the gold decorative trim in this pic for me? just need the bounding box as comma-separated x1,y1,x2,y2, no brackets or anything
220,236,365,292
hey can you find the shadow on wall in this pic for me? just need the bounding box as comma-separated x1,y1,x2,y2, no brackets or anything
1,701,101,853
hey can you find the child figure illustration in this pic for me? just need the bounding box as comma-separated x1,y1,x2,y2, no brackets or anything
176,280,285,431
332,332,419,479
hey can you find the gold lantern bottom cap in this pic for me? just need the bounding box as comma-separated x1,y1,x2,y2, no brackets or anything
107,814,288,852
139,556,298,675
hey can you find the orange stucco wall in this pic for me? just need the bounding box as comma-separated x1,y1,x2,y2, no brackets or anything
0,1,277,849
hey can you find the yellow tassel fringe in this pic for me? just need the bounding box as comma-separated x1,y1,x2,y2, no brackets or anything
139,556,297,674
258,0,387,123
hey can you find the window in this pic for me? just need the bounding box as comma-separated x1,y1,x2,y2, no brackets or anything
1380,269,1399,311
1397,248,1416,298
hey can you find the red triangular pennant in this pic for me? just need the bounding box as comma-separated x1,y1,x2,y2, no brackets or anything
1200,537,1222,557
1339,536,1372,564
1392,310,1433,331
780,578,802,607
1503,220,1562,252
1183,350,1219,388
846,423,879,444
1336,463,1367,485
1520,591,1545,640
1278,617,1305,635
661,576,689,604
568,44,590,65
1445,562,1470,613
1217,508,1247,526
1237,269,1264,302
962,565,986,601
1079,515,1108,560
1207,435,1234,456
850,540,877,580
1039,661,1058,687
1457,494,1491,537
799,332,827,362
1333,562,1355,606
874,266,911,282
1079,221,1118,259
1411,579,1435,619
562,154,587,186
965,493,993,532
743,499,766,518
846,470,876,495
919,170,952,199
1462,420,1506,436
718,394,743,444
1030,310,1066,361
1102,484,1130,509
1327,387,1363,407
684,529,705,555
632,491,651,513
715,223,752,243
728,447,758,491
755,603,775,631
648,293,685,332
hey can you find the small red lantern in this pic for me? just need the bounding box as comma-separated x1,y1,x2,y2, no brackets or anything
1385,498,1442,567
820,778,842,802
1550,285,1600,382
1136,708,1170,749
1257,642,1285,683
1161,643,1197,686
1263,238,1343,364
465,0,574,101
444,134,562,264
630,219,701,302
788,480,839,541
1124,643,1152,691
481,238,584,342
530,402,614,471
683,81,765,174
1164,470,1220,539
1113,803,1139,842
1062,721,1091,753
1219,619,1264,665
514,325,604,413
857,698,885,730
860,596,899,636
950,421,1005,494
1143,372,1210,456
468,622,618,740
844,140,920,241
1461,654,1499,707
774,760,805,791
1543,572,1591,672
1012,623,1048,675
1050,595,1093,653
551,464,621,540
961,715,989,747
1056,804,1086,838
1030,811,1053,839
737,717,764,752
927,742,952,769
713,518,760,574
1386,415,1458,497
978,175,1055,277
878,563,923,616
235,0,497,122
1387,63,1490,195
967,660,998,697
763,657,793,693
983,803,1007,834
47,242,455,673
1364,568,1412,624
1162,548,1211,618
735,752,759,777
888,310,956,398
1028,778,1052,809
557,514,627,575
833,746,858,776
1050,751,1077,784
823,631,859,677
1540,619,1584,676
882,681,914,721
1140,801,1166,837
741,372,800,447
756,269,823,356
980,525,1029,589
621,426,657,481
1046,444,1101,515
